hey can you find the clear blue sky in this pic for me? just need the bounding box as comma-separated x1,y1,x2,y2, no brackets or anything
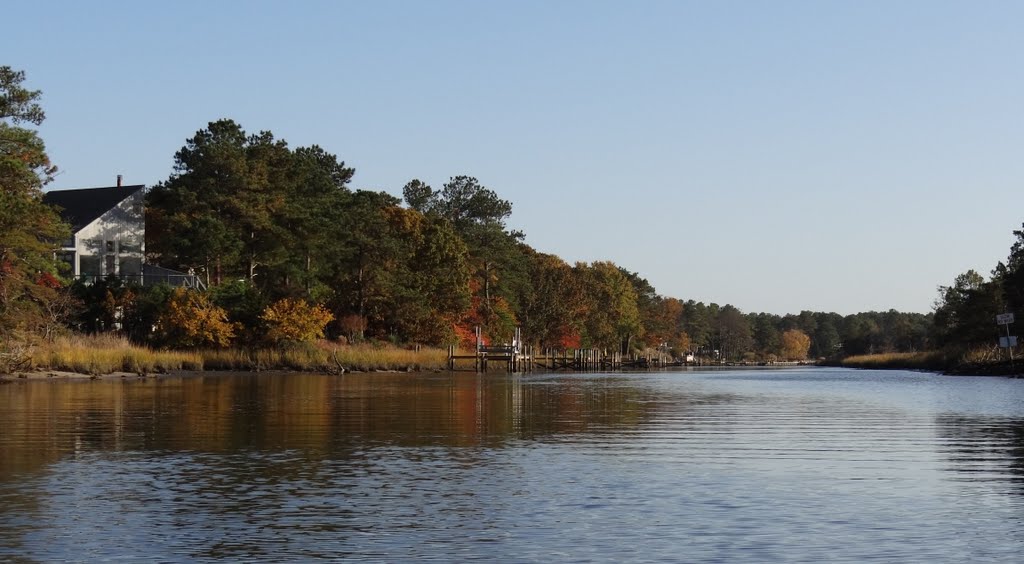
6,1,1023,315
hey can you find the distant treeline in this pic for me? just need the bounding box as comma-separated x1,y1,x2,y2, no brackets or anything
931,225,1024,355
138,119,939,360
2,64,1020,364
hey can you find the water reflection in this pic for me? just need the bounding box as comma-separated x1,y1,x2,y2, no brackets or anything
936,414,1024,483
3,370,1024,561
0,373,670,478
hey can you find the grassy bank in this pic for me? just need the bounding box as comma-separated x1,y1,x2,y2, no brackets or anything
28,334,203,375
835,347,1022,376
837,351,950,371
3,335,451,376
199,342,450,372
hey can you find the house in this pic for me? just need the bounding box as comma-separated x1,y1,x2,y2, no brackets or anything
43,177,203,289
43,178,146,281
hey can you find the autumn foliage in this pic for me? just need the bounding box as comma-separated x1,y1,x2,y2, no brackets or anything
155,288,236,348
780,329,811,361
453,323,479,350
261,298,334,345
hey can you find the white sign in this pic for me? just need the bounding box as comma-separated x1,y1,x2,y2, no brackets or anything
996,313,1015,325
999,336,1018,348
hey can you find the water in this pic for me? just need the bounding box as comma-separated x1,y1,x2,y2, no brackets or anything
2,367,1024,562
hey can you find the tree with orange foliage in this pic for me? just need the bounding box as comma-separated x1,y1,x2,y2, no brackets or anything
780,329,811,361
156,288,236,348
670,331,692,357
261,298,334,345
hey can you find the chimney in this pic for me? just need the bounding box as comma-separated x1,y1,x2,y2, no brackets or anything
117,174,123,188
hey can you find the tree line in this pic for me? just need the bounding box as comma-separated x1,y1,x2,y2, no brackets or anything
0,66,1013,362
139,118,937,360
931,225,1024,356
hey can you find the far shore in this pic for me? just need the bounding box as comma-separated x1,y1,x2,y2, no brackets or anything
0,367,434,382
4,354,1022,383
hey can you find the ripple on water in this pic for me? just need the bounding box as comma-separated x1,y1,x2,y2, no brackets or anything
1,369,1024,561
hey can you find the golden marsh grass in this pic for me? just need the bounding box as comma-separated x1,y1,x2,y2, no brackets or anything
32,334,203,375
200,342,450,372
839,351,948,371
10,334,451,376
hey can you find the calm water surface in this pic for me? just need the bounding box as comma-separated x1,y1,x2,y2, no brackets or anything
2,367,1024,562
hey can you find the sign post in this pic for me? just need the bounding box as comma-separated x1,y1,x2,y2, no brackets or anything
996,313,1015,370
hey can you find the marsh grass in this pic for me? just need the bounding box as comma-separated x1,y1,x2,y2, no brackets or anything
839,351,950,371
33,334,203,375
11,334,450,376
200,342,450,372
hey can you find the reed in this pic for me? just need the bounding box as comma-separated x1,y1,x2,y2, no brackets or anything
839,351,949,371
32,334,203,375
199,342,449,372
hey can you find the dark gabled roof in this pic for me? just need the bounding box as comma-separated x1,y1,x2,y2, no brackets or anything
42,185,145,233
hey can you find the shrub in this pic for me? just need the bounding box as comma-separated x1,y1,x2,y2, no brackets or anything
261,298,334,345
155,288,236,348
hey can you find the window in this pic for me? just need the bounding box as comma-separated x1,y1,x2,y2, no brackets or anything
106,241,115,253
80,255,102,277
120,241,142,254
119,257,142,276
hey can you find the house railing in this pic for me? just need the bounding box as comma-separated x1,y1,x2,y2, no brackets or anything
73,274,207,291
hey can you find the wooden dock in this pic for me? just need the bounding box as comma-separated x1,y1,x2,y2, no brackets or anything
446,327,677,372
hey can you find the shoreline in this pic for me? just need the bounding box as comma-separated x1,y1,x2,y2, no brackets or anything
5,364,1020,383
0,366,449,383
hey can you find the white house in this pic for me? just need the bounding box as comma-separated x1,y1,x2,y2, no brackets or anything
43,180,146,281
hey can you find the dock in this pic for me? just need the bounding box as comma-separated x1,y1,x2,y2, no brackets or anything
446,327,676,372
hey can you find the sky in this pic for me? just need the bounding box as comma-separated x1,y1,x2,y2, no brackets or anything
5,0,1023,315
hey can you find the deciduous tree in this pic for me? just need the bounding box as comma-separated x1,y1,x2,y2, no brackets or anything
780,329,811,360
261,298,334,345
156,288,236,348
0,67,69,342
576,261,643,352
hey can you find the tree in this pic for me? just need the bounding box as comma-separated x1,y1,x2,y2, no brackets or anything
433,175,513,232
620,269,677,348
208,279,267,345
328,190,405,331
811,316,841,358
669,330,692,358
147,120,305,286
377,207,471,344
714,305,752,361
146,120,250,283
402,178,437,213
261,298,334,345
841,314,882,355
0,67,69,343
155,288,236,348
404,176,527,343
750,312,782,359
997,223,1024,316
780,329,811,360
576,261,643,352
269,144,353,297
518,250,586,348
932,270,1001,348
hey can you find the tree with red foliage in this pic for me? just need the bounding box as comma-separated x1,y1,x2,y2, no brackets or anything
0,67,70,347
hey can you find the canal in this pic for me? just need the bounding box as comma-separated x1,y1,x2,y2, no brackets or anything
2,368,1023,561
